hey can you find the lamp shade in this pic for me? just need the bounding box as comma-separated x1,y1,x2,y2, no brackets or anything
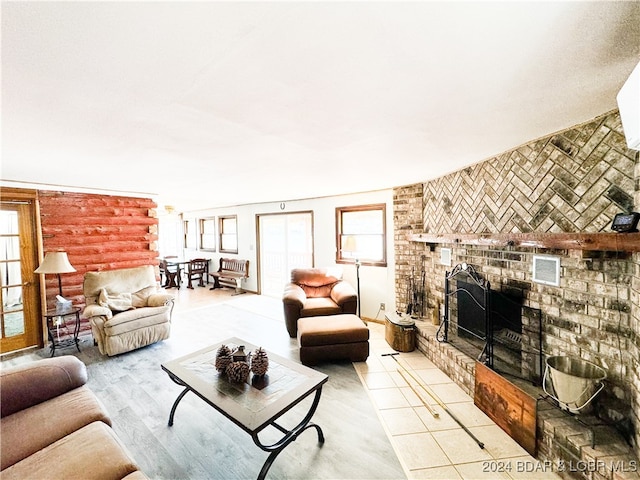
343,235,357,254
34,252,76,274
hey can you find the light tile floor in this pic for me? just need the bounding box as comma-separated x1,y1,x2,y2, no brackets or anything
354,321,561,480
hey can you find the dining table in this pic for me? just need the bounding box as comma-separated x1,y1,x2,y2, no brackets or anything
162,257,190,288
162,257,210,289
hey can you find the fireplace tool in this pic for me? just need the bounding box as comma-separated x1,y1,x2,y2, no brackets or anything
382,352,485,449
396,367,439,419
405,267,425,318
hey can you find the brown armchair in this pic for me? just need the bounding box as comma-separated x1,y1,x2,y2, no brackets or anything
282,268,358,337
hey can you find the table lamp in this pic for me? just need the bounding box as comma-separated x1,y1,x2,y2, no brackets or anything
34,251,76,297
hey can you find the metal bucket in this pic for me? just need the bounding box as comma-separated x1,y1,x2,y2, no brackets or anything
543,356,606,414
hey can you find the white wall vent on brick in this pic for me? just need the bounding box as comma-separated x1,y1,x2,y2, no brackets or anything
440,248,452,266
532,255,560,286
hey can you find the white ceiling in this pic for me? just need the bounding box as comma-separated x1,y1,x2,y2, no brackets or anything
2,1,639,212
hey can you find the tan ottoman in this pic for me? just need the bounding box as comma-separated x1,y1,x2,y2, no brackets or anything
297,314,369,366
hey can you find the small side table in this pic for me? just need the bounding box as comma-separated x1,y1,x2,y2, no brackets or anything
44,306,81,357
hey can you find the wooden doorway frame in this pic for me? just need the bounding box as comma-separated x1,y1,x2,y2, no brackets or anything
0,187,44,354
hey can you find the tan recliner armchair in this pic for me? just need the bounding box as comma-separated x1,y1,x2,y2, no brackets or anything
282,267,358,337
83,265,174,356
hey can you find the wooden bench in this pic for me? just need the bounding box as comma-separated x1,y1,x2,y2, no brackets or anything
209,258,249,295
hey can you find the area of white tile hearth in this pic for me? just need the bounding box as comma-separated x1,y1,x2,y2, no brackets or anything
354,322,561,480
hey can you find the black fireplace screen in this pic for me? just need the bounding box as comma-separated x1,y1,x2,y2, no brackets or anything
437,263,543,384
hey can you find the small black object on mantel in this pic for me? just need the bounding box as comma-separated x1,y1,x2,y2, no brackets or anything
611,212,640,233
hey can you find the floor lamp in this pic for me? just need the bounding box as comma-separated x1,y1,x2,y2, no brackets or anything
343,236,362,318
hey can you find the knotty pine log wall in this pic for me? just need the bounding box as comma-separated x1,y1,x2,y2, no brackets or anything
38,191,159,310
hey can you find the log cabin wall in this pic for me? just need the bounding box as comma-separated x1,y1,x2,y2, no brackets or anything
38,191,159,310
394,109,640,459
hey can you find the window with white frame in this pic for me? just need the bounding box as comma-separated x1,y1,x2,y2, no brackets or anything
336,204,387,267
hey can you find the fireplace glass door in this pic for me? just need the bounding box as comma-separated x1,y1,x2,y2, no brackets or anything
441,263,543,384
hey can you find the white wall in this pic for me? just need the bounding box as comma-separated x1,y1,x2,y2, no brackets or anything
178,189,396,321
158,213,183,257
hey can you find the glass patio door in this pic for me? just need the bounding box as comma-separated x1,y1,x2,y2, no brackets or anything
1,201,40,354
257,212,313,297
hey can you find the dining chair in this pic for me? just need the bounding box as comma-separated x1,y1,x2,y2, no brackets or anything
187,258,208,289
159,260,166,286
161,259,181,288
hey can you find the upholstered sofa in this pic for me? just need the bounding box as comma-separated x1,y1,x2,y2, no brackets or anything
282,267,358,337
1,355,148,480
83,265,174,356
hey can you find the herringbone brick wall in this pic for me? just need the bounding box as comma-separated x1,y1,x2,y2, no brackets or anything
394,109,640,458
423,111,636,234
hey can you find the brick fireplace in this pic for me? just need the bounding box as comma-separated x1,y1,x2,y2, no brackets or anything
441,263,543,386
393,110,640,474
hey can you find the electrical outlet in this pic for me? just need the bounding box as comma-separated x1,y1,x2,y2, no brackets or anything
380,302,386,311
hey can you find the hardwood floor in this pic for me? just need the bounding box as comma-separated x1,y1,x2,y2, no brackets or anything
2,287,405,480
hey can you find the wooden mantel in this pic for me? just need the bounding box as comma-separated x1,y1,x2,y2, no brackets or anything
409,232,640,252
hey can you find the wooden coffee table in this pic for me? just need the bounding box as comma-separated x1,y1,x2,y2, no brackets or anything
161,337,328,479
